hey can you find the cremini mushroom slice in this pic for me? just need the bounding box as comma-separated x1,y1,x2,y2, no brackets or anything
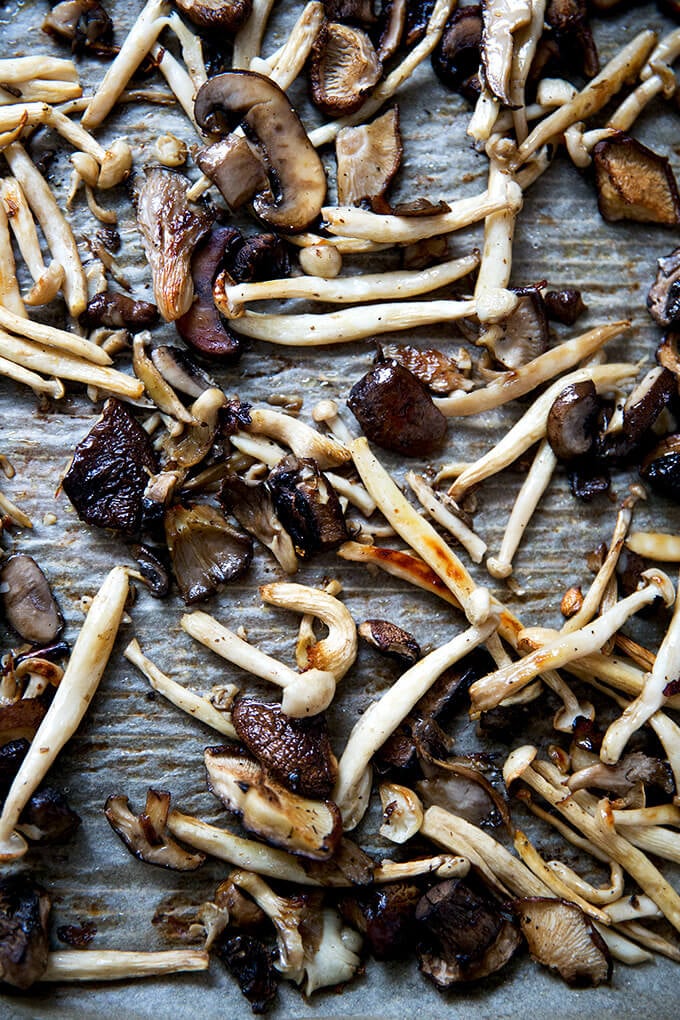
335,107,402,206
0,555,63,646
515,897,612,986
42,949,209,983
358,619,420,666
0,566,130,861
194,71,326,233
310,22,382,116
593,133,680,225
105,789,206,870
648,246,680,327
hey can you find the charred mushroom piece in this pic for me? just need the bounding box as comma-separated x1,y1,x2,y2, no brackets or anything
267,456,348,556
0,741,30,800
568,751,674,796
544,288,587,326
230,233,290,283
164,504,253,604
62,399,159,537
335,108,402,207
622,366,675,439
231,698,338,798
490,287,550,370
416,878,521,986
216,933,278,1014
0,556,63,646
0,701,47,748
358,619,420,666
194,72,327,233
134,168,214,321
432,5,482,102
640,434,680,502
79,292,159,332
131,544,170,598
546,0,599,79
593,134,680,226
515,897,612,986
376,0,407,61
219,475,297,574
339,881,421,959
0,876,50,989
104,789,206,871
347,359,447,456
417,757,506,828
204,745,342,859
384,343,471,395
176,226,244,359
546,381,600,462
174,0,252,32
404,0,435,46
43,0,114,56
648,247,680,327
310,22,382,116
656,332,680,380
18,788,80,845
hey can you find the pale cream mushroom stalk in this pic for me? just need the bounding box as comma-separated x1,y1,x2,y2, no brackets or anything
607,26,680,132
1,178,46,283
260,582,357,680
232,0,276,68
166,10,207,88
229,870,304,976
308,0,456,148
227,299,477,347
614,921,680,963
132,334,196,424
24,262,65,307
229,430,287,466
375,855,470,882
601,580,680,764
337,541,461,609
0,356,64,399
312,398,354,445
469,570,675,716
4,142,87,316
124,639,237,738
0,304,111,365
0,80,81,105
0,56,78,84
612,805,680,828
446,362,636,501
509,0,546,143
289,233,391,255
568,653,680,710
181,610,337,717
321,187,521,244
325,473,376,517
405,471,486,564
0,490,33,529
217,253,480,316
333,607,500,829
436,320,629,419
512,829,612,924
251,2,325,89
467,87,500,143
43,950,208,982
0,566,131,861
246,407,350,468
150,43,199,126
511,30,657,168
547,860,624,906
0,198,26,317
486,439,558,580
474,157,520,340
627,532,680,562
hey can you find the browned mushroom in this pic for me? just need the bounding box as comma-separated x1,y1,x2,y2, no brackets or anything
266,456,348,556
62,399,159,537
0,875,50,989
546,380,601,462
216,933,279,1013
622,366,676,439
347,358,447,456
0,741,30,800
431,4,482,102
544,288,587,326
174,0,252,32
105,789,206,871
196,136,270,213
164,504,253,604
326,0,377,25
339,881,421,959
18,788,81,845
515,897,612,986
310,21,382,116
490,286,550,370
176,226,243,359
376,0,407,61
383,343,472,394
42,0,114,57
335,108,402,207
219,475,298,574
0,556,63,647
131,545,170,599
0,701,47,747
568,751,674,796
656,332,680,379
546,0,599,79
150,347,214,399
79,292,159,332
230,233,290,283
358,619,420,666
648,247,680,327
593,133,680,225
640,434,680,502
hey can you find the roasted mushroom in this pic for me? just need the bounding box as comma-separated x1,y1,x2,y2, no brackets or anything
215,933,278,1014
515,897,612,986
196,136,270,213
18,787,81,845
490,287,550,370
79,292,159,332
105,789,206,871
640,434,680,502
339,881,421,959
0,875,50,989
335,108,402,207
0,555,63,646
358,619,420,666
43,0,114,57
0,741,30,800
544,288,587,326
266,456,348,556
229,233,290,283
131,544,170,599
546,380,601,461
384,343,471,395
219,475,298,574
174,0,252,32
648,247,680,327
309,21,382,116
546,0,599,79
622,366,675,439
431,4,482,102
0,701,48,748
164,504,253,604
593,133,680,225
176,226,244,359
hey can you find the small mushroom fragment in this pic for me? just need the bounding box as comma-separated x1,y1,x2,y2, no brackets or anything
546,380,601,462
134,168,214,321
593,133,680,225
347,359,447,456
432,5,482,101
230,233,290,283
267,456,348,556
358,619,420,666
481,0,532,105
43,0,114,56
416,878,521,986
622,366,676,439
232,698,338,798
339,881,421,959
164,504,253,604
79,292,159,332
640,434,680,502
62,399,159,537
310,22,382,116
104,789,206,870
544,288,587,326
0,876,50,989
18,788,81,845
197,135,270,212
335,108,402,207
194,72,327,232
174,0,252,32
176,226,243,359
384,343,472,395
490,287,550,370
216,933,278,1014
219,474,298,573
515,897,612,986
567,752,673,796
546,0,599,79
204,745,342,859
648,247,680,327
0,556,63,646
0,702,47,747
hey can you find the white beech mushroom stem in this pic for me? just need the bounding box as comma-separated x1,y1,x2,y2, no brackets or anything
0,305,112,365
627,532,680,561
608,27,680,132
0,178,45,282
0,566,130,860
232,0,276,68
467,87,500,143
0,198,25,317
246,407,350,468
151,43,200,126
406,471,487,564
336,542,461,608
42,950,209,982
512,829,611,923
474,158,519,329
333,613,500,829
254,2,325,90
0,356,64,399
510,0,546,143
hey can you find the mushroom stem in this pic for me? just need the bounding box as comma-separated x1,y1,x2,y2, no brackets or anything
406,471,487,565
255,1,325,90
0,356,64,399
150,43,200,127
0,490,33,529
487,438,557,580
510,0,546,143
608,27,680,132
334,614,500,829
512,829,611,924
468,86,500,143
627,532,680,562
336,541,461,608
548,860,624,906
0,566,130,860
0,305,111,366
233,0,275,68
42,949,209,982
124,639,237,738
0,198,25,317
0,178,45,282
374,856,470,882
474,157,519,328
247,408,350,468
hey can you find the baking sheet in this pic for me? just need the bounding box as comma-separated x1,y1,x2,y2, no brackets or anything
1,1,680,1016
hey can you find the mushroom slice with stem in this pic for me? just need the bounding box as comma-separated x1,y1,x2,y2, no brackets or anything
132,334,195,425
0,875,50,989
196,135,269,213
481,0,532,106
515,897,612,987
335,108,402,206
105,789,206,871
593,133,680,225
310,22,382,116
0,555,63,646
219,474,298,573
204,746,342,860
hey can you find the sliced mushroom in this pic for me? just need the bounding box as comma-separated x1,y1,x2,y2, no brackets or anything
196,135,270,212
104,789,206,870
640,434,680,502
376,0,406,61
546,380,600,462
204,745,342,859
174,0,252,31
593,133,680,225
481,0,532,106
79,292,159,332
231,698,338,798
648,247,680,327
310,21,382,116
194,71,327,233
358,619,420,666
384,342,472,395
219,474,298,573
216,933,278,1014
489,287,550,370
18,787,81,845
622,366,676,439
0,876,50,989
0,555,63,646
335,108,402,207
347,359,447,456
339,881,421,959
544,288,587,326
515,897,612,986
267,455,348,556
176,226,243,359
431,4,482,102
164,504,253,604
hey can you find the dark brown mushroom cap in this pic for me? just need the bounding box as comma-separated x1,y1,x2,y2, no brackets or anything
544,288,587,326
176,225,243,359
335,108,402,207
131,544,170,599
62,398,159,537
491,287,549,370
231,698,338,798
649,248,680,328
230,233,290,283
0,555,63,646
348,359,447,456
0,740,30,799
515,897,612,987
358,619,420,665
656,332,680,379
622,366,675,439
194,71,327,233
216,933,279,1014
404,0,435,46
164,504,253,604
0,875,51,989
325,0,377,25
431,4,482,102
640,433,680,502
310,21,382,116
19,787,81,845
593,133,680,225
104,789,206,871
339,881,421,959
546,0,599,78
79,291,159,332
266,455,348,556
546,380,600,462
0,700,46,748
174,0,252,32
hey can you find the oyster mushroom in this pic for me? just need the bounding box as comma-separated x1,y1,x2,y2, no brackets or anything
593,133,680,225
0,876,50,989
216,934,278,1014
105,789,206,870
481,0,532,106
0,555,63,646
164,504,253,604
515,897,612,986
194,71,326,233
310,21,382,116
335,107,402,206
219,474,298,573
489,286,550,370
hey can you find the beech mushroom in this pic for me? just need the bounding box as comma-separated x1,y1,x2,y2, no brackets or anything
165,504,253,604
41,949,209,982
406,472,486,564
105,789,206,870
337,541,461,608
481,0,532,106
627,532,680,561
246,408,350,468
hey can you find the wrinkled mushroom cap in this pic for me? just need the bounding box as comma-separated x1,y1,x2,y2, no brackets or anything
310,22,382,116
335,108,402,206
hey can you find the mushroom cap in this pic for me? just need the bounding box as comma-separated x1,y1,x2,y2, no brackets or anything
174,0,252,32
335,108,402,207
310,21,382,116
515,897,612,987
0,555,63,646
593,133,680,226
